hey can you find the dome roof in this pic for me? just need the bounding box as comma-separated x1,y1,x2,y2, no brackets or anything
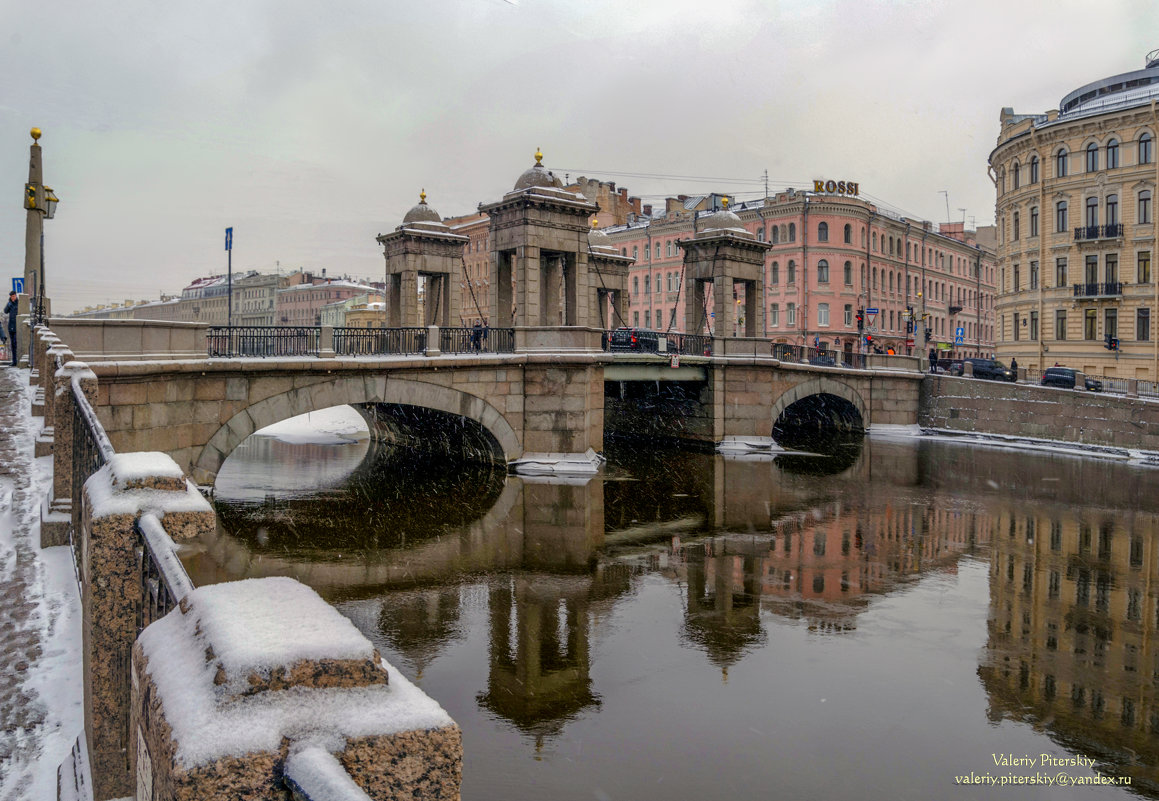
402,190,442,224
587,223,610,246
699,198,748,235
514,148,563,191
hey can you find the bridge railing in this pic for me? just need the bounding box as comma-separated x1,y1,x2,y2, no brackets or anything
666,333,713,356
771,343,867,370
440,326,516,354
208,325,320,357
334,326,426,355
1139,380,1159,399
134,512,195,637
70,375,115,589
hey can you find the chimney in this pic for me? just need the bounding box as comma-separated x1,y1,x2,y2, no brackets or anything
643,204,653,216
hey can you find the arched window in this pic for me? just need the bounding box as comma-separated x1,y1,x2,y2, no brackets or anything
770,262,779,284
1107,139,1119,169
888,272,894,292
1140,132,1153,165
1086,196,1099,227
1056,200,1068,233
1056,148,1068,177
787,260,797,284
1012,211,1020,240
771,226,779,244
666,241,673,257
872,232,877,251
1106,194,1119,227
843,224,852,244
817,259,830,283
844,261,852,285
1030,155,1039,184
788,223,796,242
873,267,878,289
756,227,764,242
1139,190,1152,225
889,236,895,256
1086,142,1099,172
1012,161,1020,189
818,222,829,242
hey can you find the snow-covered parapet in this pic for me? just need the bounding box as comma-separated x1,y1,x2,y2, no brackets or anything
132,577,462,800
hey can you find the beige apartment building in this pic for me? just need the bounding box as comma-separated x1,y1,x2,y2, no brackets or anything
992,50,1159,378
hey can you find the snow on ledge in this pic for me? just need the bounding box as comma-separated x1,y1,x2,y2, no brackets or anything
510,448,603,475
285,743,373,801
107,452,186,490
138,577,455,767
84,460,211,519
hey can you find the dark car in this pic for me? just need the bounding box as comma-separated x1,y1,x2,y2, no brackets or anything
1041,366,1102,392
937,358,965,376
608,327,660,353
808,353,837,367
963,357,1015,382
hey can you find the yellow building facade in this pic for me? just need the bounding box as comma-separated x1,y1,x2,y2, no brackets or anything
992,51,1159,379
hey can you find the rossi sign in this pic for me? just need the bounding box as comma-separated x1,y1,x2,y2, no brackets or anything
813,179,860,196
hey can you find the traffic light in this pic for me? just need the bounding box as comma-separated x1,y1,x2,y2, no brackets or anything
905,319,914,334
24,183,36,210
1105,335,1120,351
856,308,864,331
865,334,873,347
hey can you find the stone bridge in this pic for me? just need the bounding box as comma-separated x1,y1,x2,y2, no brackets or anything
78,328,926,484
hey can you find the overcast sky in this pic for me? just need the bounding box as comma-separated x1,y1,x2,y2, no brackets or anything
1,0,1155,312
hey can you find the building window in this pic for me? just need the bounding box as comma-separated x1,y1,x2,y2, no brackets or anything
1056,200,1068,233
844,304,853,326
632,246,638,260
771,226,779,244
1030,206,1039,237
1140,132,1153,165
1086,197,1099,227
872,232,877,251
818,303,830,327
1106,194,1119,226
770,303,779,327
1056,148,1068,177
1030,155,1039,184
1012,162,1020,189
1012,211,1020,240
633,311,639,326
1086,142,1099,172
756,227,764,242
1030,261,1038,289
1139,308,1151,341
632,277,638,295
1106,308,1118,340
1056,257,1067,287
787,302,796,325
844,261,852,285
770,262,779,285
644,275,650,295
1140,251,1151,283
666,241,673,257
1085,254,1098,284
1084,308,1098,339
1013,264,1020,290
818,222,829,242
787,260,796,284
817,259,830,283
843,224,852,244
1139,191,1152,224
788,223,796,242
1013,311,1020,341
1029,311,1038,341
645,310,651,328
1055,309,1067,340
1107,138,1120,169
1106,254,1118,284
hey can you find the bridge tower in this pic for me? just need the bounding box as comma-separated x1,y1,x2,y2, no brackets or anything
585,220,633,329
679,199,771,337
376,190,468,327
480,150,600,328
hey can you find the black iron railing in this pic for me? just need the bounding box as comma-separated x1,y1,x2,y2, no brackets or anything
440,326,515,354
666,333,713,356
771,343,867,369
1074,224,1123,240
208,326,320,357
134,513,194,637
333,327,426,356
1073,282,1123,298
70,378,116,589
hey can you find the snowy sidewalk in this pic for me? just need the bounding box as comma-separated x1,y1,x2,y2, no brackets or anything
0,367,83,801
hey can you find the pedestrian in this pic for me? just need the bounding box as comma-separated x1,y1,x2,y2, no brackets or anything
4,292,17,368
470,319,483,353
928,347,937,373
1010,356,1018,373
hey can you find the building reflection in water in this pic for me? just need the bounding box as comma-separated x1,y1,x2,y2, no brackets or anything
980,505,1159,792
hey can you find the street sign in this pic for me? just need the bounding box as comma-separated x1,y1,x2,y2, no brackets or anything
11,278,23,294
670,354,680,368
954,335,964,345
865,307,879,314
906,338,915,346
867,325,878,333
224,227,233,252
956,326,964,337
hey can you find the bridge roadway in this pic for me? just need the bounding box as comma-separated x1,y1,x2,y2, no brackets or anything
80,328,925,484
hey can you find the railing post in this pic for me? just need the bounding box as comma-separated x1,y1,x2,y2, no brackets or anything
1128,378,1139,398
1075,370,1086,390
82,453,214,801
425,324,442,357
318,325,335,359
43,361,97,548
38,344,72,456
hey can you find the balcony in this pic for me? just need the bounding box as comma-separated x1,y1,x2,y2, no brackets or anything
1073,223,1123,241
1073,281,1123,298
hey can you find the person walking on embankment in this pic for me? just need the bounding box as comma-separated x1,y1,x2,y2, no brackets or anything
3,291,18,367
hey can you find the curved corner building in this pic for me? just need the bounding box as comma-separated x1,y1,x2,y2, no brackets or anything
991,50,1159,379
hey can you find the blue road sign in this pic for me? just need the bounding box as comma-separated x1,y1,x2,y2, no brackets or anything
954,336,964,345
956,326,964,337
225,227,233,252
11,278,23,294
865,307,879,314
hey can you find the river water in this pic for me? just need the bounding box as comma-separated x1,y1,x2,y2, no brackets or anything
182,427,1159,800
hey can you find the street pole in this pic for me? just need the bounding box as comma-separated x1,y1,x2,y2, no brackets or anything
225,227,234,328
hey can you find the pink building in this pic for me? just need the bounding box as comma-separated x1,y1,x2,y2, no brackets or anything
606,188,997,359
275,279,378,327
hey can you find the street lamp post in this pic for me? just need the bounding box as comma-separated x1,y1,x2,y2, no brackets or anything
22,128,59,365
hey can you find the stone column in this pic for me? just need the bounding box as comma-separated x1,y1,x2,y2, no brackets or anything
82,453,214,800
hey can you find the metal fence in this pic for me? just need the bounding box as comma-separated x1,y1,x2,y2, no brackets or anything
1140,380,1159,399
439,326,515,354
1101,376,1132,395
334,326,426,356
666,333,713,356
134,513,194,637
208,326,320,357
771,343,866,370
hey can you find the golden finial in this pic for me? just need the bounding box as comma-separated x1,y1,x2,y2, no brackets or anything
591,218,598,229
30,128,41,142
722,196,729,209
534,147,543,166
420,188,427,204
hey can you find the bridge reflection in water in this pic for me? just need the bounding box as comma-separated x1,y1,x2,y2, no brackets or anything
183,429,1157,800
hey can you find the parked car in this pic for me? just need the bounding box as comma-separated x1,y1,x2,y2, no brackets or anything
963,358,1016,382
808,353,837,367
608,327,660,353
937,358,965,376
1041,366,1103,392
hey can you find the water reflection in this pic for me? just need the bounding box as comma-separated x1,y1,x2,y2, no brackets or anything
979,505,1159,793
190,433,1159,800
